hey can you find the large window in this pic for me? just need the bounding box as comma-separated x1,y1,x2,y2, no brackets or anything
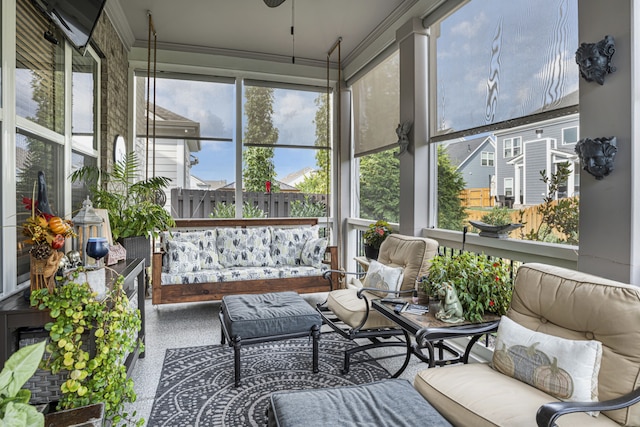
242,83,331,218
431,0,579,245
16,0,65,133
134,75,331,219
11,0,101,289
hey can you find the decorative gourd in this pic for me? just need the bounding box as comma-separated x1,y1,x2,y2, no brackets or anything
49,216,69,234
508,342,551,383
492,342,515,377
533,357,574,400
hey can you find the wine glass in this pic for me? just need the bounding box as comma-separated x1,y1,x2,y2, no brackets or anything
86,237,109,268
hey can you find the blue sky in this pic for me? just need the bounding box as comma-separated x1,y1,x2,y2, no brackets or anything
143,0,578,184
150,79,322,184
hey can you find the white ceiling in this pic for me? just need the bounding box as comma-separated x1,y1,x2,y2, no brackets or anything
113,0,435,69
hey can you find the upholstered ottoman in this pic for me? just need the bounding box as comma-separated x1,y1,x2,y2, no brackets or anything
266,379,452,427
220,291,322,387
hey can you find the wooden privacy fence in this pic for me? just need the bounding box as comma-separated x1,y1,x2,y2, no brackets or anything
459,188,493,208
171,188,328,219
465,199,571,240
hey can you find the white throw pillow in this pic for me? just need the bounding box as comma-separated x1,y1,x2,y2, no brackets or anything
363,260,404,298
492,316,602,410
300,237,328,268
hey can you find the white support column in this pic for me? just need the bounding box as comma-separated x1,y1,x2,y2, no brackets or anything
396,18,429,237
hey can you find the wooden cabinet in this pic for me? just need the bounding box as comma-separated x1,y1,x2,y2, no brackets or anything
0,258,146,372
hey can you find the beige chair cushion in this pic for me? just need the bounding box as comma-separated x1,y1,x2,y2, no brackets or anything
415,263,640,426
326,234,439,330
326,289,398,329
508,263,640,426
414,363,618,427
376,234,439,292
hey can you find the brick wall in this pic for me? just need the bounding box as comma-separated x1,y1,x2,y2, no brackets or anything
90,13,129,171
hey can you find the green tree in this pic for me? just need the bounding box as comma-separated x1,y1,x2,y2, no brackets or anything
437,144,466,230
519,162,579,244
243,86,278,192
298,93,330,195
359,149,400,222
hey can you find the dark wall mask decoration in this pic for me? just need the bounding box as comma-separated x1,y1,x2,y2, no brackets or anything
575,35,616,85
575,136,617,180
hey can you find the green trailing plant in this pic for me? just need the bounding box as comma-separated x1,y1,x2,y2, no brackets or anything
209,202,266,218
69,153,175,240
422,251,513,322
30,269,144,426
518,162,579,244
290,195,326,217
0,341,46,427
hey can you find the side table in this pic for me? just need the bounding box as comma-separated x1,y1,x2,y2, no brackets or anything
372,298,500,377
0,258,146,373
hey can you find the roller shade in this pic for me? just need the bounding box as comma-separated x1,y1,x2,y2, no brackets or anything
352,50,399,157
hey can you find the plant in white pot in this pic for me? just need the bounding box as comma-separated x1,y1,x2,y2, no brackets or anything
70,153,175,264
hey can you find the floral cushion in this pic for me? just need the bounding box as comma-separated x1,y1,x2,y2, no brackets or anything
492,316,603,410
161,264,328,285
162,230,220,271
271,226,319,266
217,227,273,267
167,241,201,274
300,237,328,268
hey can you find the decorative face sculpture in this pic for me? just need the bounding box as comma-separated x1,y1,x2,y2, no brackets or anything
575,35,616,85
575,137,617,180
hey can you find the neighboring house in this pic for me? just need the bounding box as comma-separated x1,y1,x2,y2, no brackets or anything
279,167,316,188
495,114,580,206
445,135,497,190
145,104,201,211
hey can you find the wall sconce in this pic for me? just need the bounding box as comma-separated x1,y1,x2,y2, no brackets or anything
535,129,543,138
71,196,104,266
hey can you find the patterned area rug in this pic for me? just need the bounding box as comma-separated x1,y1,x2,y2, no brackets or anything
147,333,391,426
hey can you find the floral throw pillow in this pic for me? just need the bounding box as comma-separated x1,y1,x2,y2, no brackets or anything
217,227,273,267
362,260,404,298
300,237,328,268
270,226,319,266
492,316,602,411
167,241,201,274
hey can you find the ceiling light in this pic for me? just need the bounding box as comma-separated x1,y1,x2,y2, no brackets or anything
263,0,286,7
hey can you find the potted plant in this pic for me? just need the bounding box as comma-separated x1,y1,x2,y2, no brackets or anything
70,153,175,265
362,220,393,260
469,206,521,238
421,251,513,322
30,269,144,427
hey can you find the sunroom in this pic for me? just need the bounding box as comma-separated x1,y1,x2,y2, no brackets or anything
1,0,639,425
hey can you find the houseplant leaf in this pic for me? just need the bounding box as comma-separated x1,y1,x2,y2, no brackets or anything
0,341,45,399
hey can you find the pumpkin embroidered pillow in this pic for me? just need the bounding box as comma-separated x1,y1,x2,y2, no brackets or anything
363,260,404,298
492,316,603,408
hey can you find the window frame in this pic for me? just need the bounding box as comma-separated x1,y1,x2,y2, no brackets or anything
481,151,495,167
503,137,522,158
562,126,579,145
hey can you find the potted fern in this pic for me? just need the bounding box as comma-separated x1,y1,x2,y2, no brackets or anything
70,153,175,265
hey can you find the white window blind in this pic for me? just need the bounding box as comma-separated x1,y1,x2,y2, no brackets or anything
16,0,65,134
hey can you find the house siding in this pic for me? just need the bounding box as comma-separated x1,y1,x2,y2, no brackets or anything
524,140,550,205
